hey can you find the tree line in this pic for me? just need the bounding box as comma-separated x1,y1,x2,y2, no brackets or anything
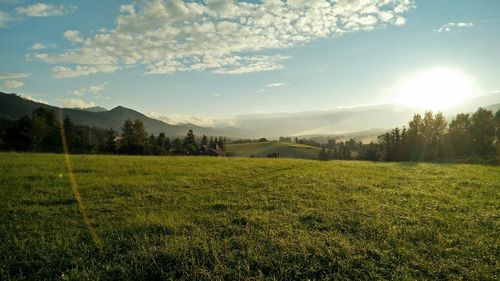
318,108,500,164
0,107,225,155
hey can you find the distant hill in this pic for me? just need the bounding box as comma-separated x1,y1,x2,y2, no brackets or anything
0,92,213,136
225,141,321,159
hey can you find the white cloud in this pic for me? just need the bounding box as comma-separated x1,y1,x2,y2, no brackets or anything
394,16,406,26
3,80,24,88
59,98,95,109
148,112,236,128
16,94,48,104
435,22,474,32
30,0,414,78
16,3,76,17
69,83,107,96
267,82,289,88
0,11,14,28
52,65,118,79
31,43,47,50
256,89,268,94
0,72,31,79
63,30,84,43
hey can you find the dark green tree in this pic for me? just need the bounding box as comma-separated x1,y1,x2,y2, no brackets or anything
201,134,208,145
469,108,495,156
183,129,197,155
102,129,117,153
447,113,472,157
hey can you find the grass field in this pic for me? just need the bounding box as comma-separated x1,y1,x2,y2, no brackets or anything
225,141,321,159
0,153,499,280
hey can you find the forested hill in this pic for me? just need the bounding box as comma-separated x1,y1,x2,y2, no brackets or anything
0,92,214,136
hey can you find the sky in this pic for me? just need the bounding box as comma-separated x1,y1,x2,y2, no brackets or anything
1,0,499,123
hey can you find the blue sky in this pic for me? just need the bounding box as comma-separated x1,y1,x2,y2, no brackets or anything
1,0,499,122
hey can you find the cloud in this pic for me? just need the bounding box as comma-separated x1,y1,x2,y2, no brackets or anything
435,22,474,32
0,72,30,79
59,98,95,109
63,30,84,43
147,112,235,128
256,89,268,94
31,43,47,50
52,65,118,79
70,83,107,96
29,0,414,78
16,94,48,104
0,10,14,28
267,82,289,88
3,80,24,88
16,3,76,17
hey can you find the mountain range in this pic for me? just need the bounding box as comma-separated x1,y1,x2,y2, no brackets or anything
0,92,216,136
1,91,498,139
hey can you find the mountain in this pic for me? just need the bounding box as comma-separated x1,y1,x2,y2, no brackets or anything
221,93,500,138
0,92,213,136
2,91,498,139
230,104,416,138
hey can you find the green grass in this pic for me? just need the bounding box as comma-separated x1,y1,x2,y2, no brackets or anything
0,153,499,280
225,141,321,159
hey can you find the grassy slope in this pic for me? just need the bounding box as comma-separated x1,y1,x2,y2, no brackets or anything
0,153,499,280
225,141,321,159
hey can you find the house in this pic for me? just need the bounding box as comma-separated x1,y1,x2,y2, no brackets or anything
199,144,226,157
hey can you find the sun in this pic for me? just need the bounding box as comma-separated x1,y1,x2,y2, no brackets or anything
396,67,475,110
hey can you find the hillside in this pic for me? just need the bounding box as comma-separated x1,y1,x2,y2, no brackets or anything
0,92,211,136
0,153,498,280
225,141,321,159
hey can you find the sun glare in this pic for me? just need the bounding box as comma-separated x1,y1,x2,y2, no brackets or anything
396,67,475,110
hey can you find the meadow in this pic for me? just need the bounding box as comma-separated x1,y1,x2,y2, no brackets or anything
0,153,499,280
225,141,320,159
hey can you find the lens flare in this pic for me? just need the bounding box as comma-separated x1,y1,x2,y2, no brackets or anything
59,110,102,252
396,67,475,110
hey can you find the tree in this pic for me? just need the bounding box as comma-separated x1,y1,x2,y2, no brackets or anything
172,138,183,154
156,132,169,154
182,129,197,155
120,119,135,147
156,132,166,148
63,115,74,150
319,148,329,161
424,112,447,160
133,119,149,147
217,136,225,149
31,107,59,151
469,108,495,156
4,116,32,151
164,137,171,152
119,119,148,154
495,110,500,164
102,129,117,153
201,135,208,146
406,113,424,161
447,113,472,157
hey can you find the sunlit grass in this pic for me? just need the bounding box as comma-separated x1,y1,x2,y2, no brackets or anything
0,153,498,280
